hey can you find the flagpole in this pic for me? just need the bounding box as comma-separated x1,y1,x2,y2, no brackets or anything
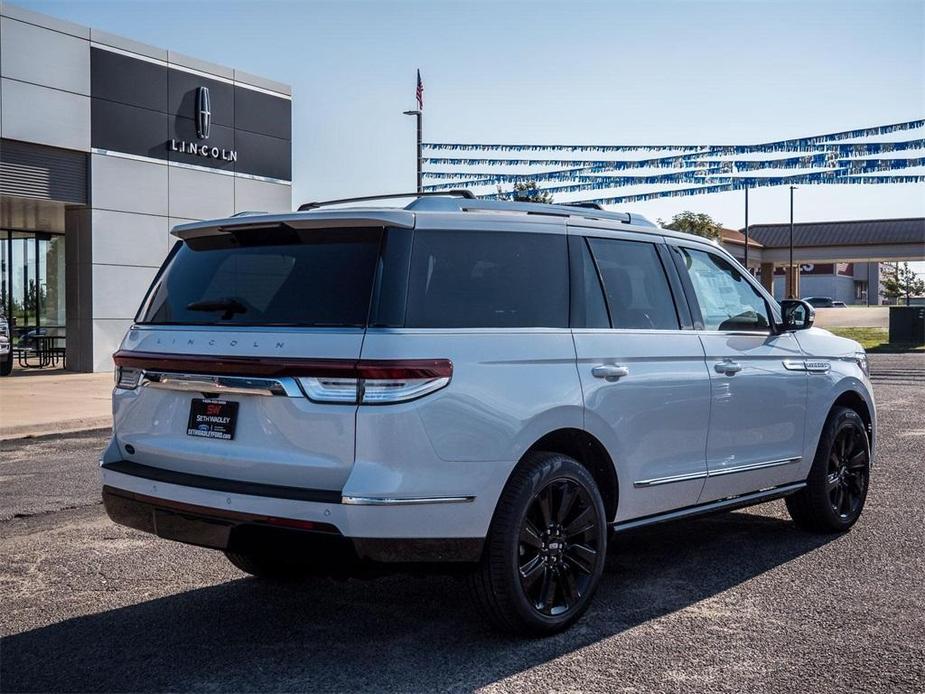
404,69,424,193
416,110,423,193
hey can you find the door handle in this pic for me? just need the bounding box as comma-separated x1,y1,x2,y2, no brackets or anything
592,364,630,381
714,360,742,375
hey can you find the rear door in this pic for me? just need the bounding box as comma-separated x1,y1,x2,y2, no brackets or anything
569,226,712,522
355,216,583,508
113,225,385,493
669,242,808,501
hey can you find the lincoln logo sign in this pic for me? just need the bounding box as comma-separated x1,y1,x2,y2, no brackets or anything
197,86,211,139
168,85,238,162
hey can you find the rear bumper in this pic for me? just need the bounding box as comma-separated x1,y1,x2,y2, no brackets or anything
100,464,485,564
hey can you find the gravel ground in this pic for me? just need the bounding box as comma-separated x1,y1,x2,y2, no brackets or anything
1,362,923,693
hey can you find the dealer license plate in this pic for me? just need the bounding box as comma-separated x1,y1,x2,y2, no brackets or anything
187,398,239,440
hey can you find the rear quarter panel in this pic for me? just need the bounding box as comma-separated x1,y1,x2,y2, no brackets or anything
353,329,582,506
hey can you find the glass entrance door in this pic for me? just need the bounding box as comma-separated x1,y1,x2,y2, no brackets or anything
1,230,67,362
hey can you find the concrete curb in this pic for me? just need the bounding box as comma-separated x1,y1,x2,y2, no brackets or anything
0,420,112,443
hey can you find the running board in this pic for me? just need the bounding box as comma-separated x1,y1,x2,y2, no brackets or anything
612,482,806,532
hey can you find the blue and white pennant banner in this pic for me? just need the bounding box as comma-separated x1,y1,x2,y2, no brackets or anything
420,119,925,203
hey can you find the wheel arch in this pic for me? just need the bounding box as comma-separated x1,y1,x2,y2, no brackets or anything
522,428,619,523
831,389,874,451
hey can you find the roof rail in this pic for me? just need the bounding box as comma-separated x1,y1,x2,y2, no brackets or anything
298,190,474,211
406,196,658,228
561,202,604,210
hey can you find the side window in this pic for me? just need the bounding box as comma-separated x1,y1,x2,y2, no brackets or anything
405,230,568,328
587,237,680,330
679,247,771,332
569,237,610,329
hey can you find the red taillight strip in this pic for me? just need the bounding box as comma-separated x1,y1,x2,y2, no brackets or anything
355,360,452,380
113,350,452,379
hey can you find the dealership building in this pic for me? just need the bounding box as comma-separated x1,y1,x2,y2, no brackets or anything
0,2,292,372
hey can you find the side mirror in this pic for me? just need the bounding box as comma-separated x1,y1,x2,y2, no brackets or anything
780,299,815,331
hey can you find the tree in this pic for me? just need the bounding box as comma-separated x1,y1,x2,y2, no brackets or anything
659,211,724,241
497,181,553,204
881,262,925,305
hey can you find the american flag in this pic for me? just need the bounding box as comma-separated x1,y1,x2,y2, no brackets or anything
416,69,423,110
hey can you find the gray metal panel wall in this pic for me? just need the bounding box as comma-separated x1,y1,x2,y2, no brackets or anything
0,138,88,203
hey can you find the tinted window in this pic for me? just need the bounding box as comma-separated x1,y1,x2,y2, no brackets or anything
138,228,381,326
405,231,568,328
587,238,679,330
570,237,610,329
679,247,771,332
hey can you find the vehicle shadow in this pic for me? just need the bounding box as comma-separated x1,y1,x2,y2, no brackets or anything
1,508,834,693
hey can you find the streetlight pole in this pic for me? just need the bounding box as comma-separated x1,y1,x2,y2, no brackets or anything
743,187,749,270
403,109,423,193
789,185,797,299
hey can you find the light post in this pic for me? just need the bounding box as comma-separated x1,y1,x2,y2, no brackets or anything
788,185,797,299
403,109,423,193
743,187,750,270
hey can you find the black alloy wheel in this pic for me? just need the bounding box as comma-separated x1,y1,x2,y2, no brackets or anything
468,451,608,636
826,424,869,520
786,406,871,533
518,479,602,616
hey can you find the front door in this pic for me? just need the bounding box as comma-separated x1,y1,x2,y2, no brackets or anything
671,243,808,502
570,230,711,522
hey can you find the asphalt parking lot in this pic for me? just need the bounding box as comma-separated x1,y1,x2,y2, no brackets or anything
1,355,924,693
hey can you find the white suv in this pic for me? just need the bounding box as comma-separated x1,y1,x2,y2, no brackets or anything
102,192,875,635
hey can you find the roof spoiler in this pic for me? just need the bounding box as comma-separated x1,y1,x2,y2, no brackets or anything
171,209,416,241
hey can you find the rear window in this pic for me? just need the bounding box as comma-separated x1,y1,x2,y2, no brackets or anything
587,237,680,330
137,228,381,326
404,230,568,328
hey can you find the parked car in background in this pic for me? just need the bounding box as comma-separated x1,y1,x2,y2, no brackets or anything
803,296,836,308
101,193,877,636
832,301,848,308
0,314,12,376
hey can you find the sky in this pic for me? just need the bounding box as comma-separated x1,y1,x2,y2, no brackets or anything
18,0,925,269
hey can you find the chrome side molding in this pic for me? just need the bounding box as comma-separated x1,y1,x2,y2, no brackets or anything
707,456,801,478
633,469,709,488
141,371,303,397
341,495,476,506
634,456,802,488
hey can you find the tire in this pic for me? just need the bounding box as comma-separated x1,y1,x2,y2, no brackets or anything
0,352,12,376
786,406,871,533
224,551,313,580
468,451,608,636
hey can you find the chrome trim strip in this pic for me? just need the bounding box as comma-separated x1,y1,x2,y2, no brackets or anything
706,456,802,478
141,371,303,397
340,495,476,506
633,470,708,488
634,456,802,488
614,482,806,531
783,359,807,371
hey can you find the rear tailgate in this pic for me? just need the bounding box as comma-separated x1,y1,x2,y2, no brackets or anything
109,218,405,494
113,328,363,492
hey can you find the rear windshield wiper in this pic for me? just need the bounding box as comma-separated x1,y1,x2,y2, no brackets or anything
186,298,248,320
